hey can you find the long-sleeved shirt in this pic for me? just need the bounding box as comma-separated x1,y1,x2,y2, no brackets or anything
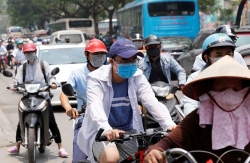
15,58,58,99
138,53,186,85
193,52,247,70
147,110,250,163
77,64,176,162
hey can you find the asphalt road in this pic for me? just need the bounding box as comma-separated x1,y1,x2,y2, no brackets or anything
0,68,184,163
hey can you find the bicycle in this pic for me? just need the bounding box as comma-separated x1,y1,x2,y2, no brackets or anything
162,148,250,163
95,128,250,163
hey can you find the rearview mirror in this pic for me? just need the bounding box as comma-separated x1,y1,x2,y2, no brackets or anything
3,71,13,77
62,83,75,96
51,67,60,76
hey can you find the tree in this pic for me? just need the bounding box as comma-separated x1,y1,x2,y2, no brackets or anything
100,0,133,35
198,0,220,13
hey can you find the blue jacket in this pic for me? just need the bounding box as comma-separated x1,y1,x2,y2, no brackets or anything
138,54,186,85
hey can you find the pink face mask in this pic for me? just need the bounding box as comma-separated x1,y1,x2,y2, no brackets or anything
198,87,250,150
207,88,250,112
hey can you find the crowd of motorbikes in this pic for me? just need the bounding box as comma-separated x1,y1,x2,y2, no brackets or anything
2,60,186,163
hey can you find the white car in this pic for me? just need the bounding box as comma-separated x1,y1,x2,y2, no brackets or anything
36,44,86,106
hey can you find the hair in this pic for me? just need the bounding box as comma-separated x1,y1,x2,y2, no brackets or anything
112,55,117,59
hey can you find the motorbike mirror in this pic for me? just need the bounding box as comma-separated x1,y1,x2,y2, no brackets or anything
3,70,13,77
62,83,75,96
51,67,60,76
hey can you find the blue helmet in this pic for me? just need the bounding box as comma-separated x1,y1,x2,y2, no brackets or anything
16,39,23,45
201,33,235,62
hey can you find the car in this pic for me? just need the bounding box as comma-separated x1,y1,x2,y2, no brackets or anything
235,44,250,69
159,36,192,60
36,44,87,106
177,28,250,75
50,30,85,44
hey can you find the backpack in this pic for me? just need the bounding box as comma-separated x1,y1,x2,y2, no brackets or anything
22,60,47,83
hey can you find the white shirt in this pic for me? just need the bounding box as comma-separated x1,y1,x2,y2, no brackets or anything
12,48,25,62
192,51,247,70
0,45,7,55
77,65,175,162
183,70,201,116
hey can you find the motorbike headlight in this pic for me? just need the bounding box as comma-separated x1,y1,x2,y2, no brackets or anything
152,86,170,97
36,100,47,111
25,84,40,93
19,100,28,112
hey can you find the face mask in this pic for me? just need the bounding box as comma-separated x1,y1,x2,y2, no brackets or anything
89,54,106,68
147,48,160,58
207,87,250,112
116,63,137,79
209,57,222,63
25,53,36,62
134,42,143,50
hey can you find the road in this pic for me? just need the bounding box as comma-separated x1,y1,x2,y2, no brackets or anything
0,68,184,163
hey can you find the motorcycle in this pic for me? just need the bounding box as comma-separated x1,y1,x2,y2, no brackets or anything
0,51,6,72
141,81,185,129
61,83,90,163
3,67,59,163
8,49,14,69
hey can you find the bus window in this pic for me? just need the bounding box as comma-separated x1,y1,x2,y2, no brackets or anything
69,20,92,28
148,2,195,17
48,22,66,34
10,28,22,32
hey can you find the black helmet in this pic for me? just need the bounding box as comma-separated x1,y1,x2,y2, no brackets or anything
213,25,237,38
131,33,143,41
8,39,12,42
145,34,161,46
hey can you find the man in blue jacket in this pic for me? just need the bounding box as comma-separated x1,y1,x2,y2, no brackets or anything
138,34,186,88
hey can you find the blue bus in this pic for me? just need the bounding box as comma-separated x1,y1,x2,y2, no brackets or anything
116,0,200,40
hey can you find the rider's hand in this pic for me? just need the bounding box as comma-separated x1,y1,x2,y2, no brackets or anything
144,149,165,163
167,125,177,131
66,108,78,119
10,86,17,91
50,83,57,89
104,129,125,142
178,84,185,91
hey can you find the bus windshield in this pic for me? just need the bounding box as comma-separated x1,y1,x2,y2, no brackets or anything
10,28,22,32
69,20,92,28
148,2,195,16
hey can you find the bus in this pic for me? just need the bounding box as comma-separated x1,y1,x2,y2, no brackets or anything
98,19,118,34
6,26,23,38
47,18,95,36
116,0,200,40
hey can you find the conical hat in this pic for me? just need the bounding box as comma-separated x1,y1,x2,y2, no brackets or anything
182,55,250,100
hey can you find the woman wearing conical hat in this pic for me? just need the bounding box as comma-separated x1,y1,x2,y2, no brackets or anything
183,33,248,116
145,56,250,163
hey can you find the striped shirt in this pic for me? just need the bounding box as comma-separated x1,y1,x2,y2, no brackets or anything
108,79,133,130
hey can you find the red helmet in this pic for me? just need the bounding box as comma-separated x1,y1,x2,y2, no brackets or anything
23,43,37,53
85,39,108,53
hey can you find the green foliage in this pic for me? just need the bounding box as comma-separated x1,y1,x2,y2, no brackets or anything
198,0,220,13
219,8,234,23
6,0,140,33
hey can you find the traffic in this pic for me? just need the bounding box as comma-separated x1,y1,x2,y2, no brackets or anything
1,0,250,163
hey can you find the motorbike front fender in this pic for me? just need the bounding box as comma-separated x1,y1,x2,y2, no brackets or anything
24,113,40,128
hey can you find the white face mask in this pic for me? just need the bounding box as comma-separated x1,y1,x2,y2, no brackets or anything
25,53,36,62
209,57,222,63
90,54,106,68
134,42,143,50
